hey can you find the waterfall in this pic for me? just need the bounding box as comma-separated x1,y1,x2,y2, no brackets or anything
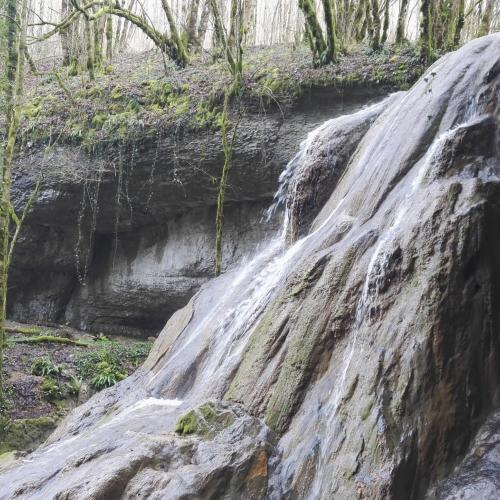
141,100,392,408
35,98,394,462
2,34,498,500
303,113,486,498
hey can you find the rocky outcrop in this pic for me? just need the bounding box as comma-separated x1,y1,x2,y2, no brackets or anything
10,87,387,336
428,411,500,499
1,35,499,499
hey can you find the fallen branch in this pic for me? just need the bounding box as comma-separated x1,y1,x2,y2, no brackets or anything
5,325,42,335
10,336,90,347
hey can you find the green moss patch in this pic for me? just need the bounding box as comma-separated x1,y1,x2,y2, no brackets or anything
175,402,235,437
0,417,57,454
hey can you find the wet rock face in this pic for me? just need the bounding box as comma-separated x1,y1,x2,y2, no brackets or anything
1,398,275,500
1,35,499,499
285,92,402,243
10,87,385,336
428,411,500,499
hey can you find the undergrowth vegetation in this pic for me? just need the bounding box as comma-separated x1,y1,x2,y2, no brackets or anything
1,326,153,454
18,45,425,153
74,339,151,390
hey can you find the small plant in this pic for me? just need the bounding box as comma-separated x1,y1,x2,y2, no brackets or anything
175,410,197,435
94,334,111,342
41,377,62,401
65,376,82,397
31,357,62,377
90,361,126,391
75,341,152,380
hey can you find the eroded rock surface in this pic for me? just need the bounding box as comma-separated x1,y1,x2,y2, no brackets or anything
428,411,500,499
1,35,499,499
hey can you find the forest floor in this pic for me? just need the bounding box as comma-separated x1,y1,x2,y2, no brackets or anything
19,42,426,149
0,321,152,455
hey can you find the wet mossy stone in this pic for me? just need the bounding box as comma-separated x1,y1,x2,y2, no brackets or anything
175,410,198,435
175,401,236,437
0,417,57,454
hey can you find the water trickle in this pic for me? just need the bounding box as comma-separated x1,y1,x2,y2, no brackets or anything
305,113,484,498
264,119,335,224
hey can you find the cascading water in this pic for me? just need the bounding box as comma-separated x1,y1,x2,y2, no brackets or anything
2,34,498,500
283,109,486,499
145,102,389,404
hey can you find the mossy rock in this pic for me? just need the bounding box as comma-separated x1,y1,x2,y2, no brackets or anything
0,417,57,454
175,410,198,435
175,402,236,437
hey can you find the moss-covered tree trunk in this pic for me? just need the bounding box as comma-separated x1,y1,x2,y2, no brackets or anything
420,0,432,62
453,0,465,47
322,0,338,63
478,0,494,36
365,0,374,43
381,0,389,45
84,17,95,80
185,0,201,47
215,91,240,275
106,15,113,62
229,0,239,51
353,0,366,42
208,0,243,88
370,0,381,50
93,14,105,67
60,0,72,66
298,0,327,66
434,0,454,51
396,0,409,43
161,0,189,66
0,0,27,406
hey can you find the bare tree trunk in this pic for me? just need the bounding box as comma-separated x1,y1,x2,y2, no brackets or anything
119,0,137,52
115,1,124,53
396,0,410,43
243,0,257,45
197,0,210,47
